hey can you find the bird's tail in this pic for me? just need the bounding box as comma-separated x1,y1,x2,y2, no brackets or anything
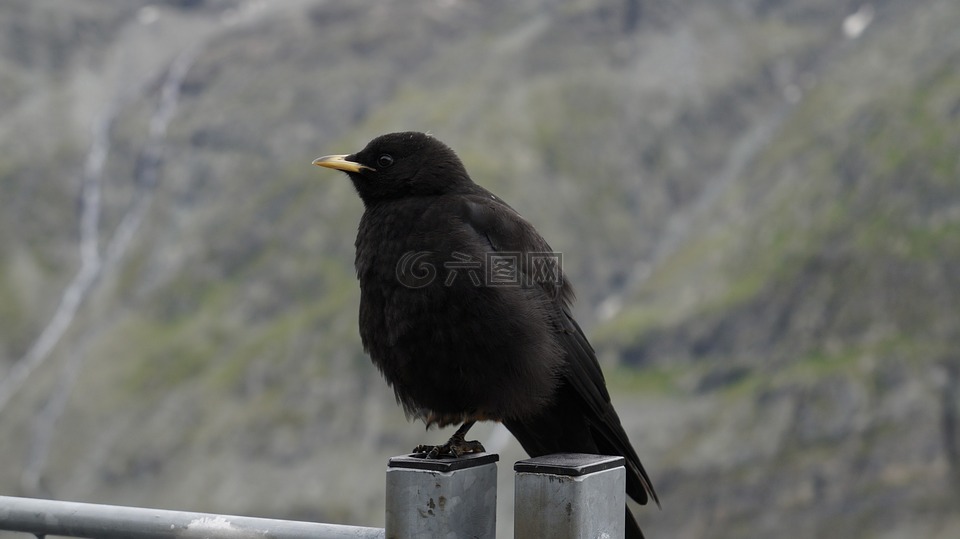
626,505,645,539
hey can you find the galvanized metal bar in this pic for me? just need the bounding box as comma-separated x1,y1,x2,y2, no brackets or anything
0,495,384,539
385,452,498,539
514,453,626,539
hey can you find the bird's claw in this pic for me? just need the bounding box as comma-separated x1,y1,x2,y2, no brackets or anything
413,439,485,459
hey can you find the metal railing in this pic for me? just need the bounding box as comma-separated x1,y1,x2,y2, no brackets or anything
0,453,625,539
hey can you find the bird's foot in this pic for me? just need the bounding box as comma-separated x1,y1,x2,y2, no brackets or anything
412,420,484,458
413,438,485,459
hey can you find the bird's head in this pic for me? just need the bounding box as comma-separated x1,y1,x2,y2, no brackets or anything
312,132,473,204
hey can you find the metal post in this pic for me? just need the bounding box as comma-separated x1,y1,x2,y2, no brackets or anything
514,453,626,539
385,452,498,539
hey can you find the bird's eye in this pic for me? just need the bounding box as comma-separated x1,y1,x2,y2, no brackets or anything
377,154,394,168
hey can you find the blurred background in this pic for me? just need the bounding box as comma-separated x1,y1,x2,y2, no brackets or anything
0,0,958,537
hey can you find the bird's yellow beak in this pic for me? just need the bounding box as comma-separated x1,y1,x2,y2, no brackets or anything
312,154,372,173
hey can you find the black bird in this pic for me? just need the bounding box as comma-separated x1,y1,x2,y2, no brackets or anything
313,132,658,537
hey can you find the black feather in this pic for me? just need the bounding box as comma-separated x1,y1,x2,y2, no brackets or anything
316,131,658,533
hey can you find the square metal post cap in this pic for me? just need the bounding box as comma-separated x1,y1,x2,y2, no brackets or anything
388,452,499,472
513,453,625,476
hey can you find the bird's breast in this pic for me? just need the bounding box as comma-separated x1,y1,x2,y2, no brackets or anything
353,203,564,421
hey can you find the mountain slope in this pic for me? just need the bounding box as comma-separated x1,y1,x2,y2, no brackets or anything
597,1,960,536
0,0,957,537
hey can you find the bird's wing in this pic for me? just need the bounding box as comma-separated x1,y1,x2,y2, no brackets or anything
460,194,572,302
459,194,659,506
558,303,658,506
